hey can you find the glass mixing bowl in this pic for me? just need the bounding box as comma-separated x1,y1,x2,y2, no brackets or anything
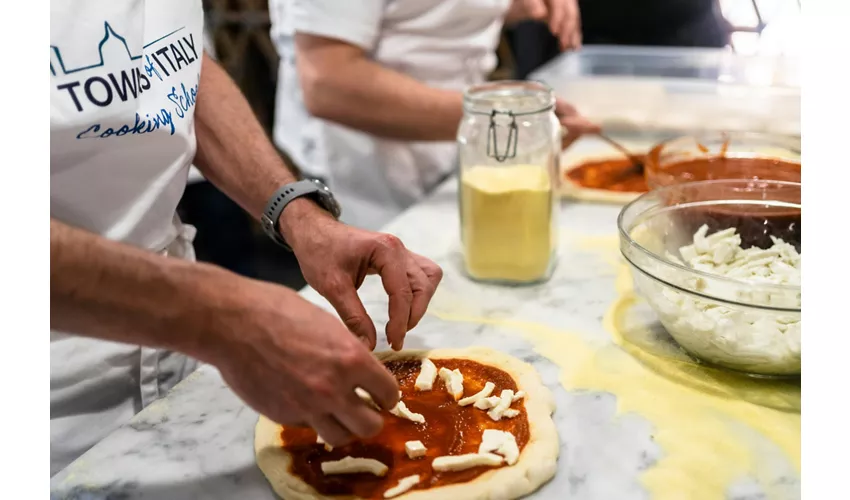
617,179,801,377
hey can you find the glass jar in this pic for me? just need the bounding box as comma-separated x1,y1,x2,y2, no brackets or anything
457,81,561,285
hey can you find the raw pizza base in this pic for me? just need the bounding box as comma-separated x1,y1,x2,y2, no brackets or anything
254,347,559,500
559,150,649,205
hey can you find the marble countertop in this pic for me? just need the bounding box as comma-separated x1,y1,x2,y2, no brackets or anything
50,176,800,500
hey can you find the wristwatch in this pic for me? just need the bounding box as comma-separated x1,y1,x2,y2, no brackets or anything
260,178,342,251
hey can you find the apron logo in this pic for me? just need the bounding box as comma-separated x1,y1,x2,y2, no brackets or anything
50,21,201,139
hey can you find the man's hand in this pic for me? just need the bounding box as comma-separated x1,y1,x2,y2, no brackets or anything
191,54,443,349
50,218,400,446
279,201,443,351
556,98,600,149
506,0,582,51
209,278,401,446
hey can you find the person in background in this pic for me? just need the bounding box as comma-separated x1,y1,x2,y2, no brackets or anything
508,0,732,80
269,0,600,231
51,0,441,475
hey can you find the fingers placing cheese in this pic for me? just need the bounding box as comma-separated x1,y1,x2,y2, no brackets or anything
316,435,333,451
405,440,427,459
432,453,504,472
458,381,496,407
384,474,421,499
478,429,520,465
414,359,438,391
474,395,502,410
438,367,464,400
354,388,381,410
321,457,389,477
512,391,525,402
389,401,425,424
487,389,515,421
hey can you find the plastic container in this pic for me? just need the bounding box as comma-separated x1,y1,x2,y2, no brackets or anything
530,46,800,137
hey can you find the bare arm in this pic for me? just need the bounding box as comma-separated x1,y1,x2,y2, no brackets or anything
50,218,234,362
192,54,330,243
185,53,444,349
294,34,464,142
50,217,401,443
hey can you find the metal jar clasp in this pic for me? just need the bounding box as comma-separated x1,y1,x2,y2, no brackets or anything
487,110,518,162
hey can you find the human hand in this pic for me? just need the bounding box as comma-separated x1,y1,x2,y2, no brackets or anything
279,200,443,351
506,0,582,51
556,98,600,149
206,277,400,446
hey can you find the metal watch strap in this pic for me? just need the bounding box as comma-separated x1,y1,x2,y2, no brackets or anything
260,179,322,251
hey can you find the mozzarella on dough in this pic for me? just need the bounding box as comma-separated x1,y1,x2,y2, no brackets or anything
503,409,520,419
316,435,332,451
474,395,502,410
512,391,525,402
458,381,496,407
432,453,504,472
384,474,421,498
405,440,427,459
321,457,388,476
478,429,520,465
354,387,381,410
438,367,464,400
414,358,438,391
487,390,515,421
389,401,425,424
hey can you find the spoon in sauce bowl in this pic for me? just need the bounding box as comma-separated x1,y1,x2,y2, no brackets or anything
597,133,645,179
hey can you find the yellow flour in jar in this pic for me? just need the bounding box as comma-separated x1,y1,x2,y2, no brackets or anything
460,164,556,283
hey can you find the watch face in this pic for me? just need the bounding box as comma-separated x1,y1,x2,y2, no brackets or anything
310,179,342,219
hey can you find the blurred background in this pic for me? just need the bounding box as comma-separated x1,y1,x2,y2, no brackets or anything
180,0,800,291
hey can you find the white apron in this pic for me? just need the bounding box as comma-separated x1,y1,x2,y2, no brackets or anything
270,0,511,230
50,0,205,476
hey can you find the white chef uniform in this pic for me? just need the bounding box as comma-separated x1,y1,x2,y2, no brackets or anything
50,0,205,476
270,0,511,230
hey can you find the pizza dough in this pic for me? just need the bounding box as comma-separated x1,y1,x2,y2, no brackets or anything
254,347,559,500
559,151,648,205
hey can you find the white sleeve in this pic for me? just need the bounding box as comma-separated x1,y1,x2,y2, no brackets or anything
290,0,386,51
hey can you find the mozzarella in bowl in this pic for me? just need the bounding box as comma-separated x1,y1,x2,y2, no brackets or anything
632,224,800,376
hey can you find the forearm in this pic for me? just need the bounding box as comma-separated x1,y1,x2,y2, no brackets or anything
296,36,463,142
193,54,329,242
50,218,232,361
193,54,300,218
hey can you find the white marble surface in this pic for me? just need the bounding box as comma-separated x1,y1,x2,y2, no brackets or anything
49,178,799,500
